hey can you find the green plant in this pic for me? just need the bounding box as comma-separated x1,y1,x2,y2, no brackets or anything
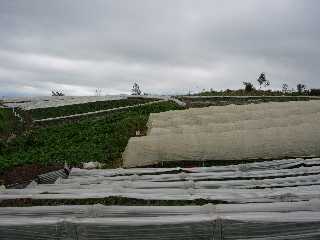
0,101,183,173
0,108,24,139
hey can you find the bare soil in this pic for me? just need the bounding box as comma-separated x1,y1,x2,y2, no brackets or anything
1,164,64,188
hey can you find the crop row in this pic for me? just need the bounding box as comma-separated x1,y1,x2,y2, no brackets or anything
28,97,158,120
0,101,183,173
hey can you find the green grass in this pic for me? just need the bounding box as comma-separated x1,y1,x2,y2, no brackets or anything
180,95,311,102
0,108,23,139
0,101,183,173
28,97,158,120
179,95,312,108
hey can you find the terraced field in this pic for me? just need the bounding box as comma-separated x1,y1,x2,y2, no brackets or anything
0,100,183,176
28,97,159,120
1,96,320,239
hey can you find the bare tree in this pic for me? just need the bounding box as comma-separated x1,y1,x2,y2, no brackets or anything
257,72,270,89
51,90,64,96
131,83,141,95
297,83,306,94
282,83,289,93
95,88,102,96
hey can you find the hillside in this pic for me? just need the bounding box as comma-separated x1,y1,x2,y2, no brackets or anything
0,98,183,185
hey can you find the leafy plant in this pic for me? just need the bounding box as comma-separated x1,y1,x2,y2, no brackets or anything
0,101,183,173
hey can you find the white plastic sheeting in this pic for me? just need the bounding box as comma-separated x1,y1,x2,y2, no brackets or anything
2,95,127,110
1,159,320,203
2,159,320,239
124,125,320,167
149,112,320,136
123,100,320,167
2,95,168,110
149,100,320,120
1,202,320,239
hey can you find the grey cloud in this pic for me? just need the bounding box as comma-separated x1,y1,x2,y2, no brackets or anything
0,0,320,97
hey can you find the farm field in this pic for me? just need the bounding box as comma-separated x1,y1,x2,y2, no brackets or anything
179,95,316,108
2,2,320,238
0,107,23,139
1,96,320,239
2,157,320,206
2,158,320,239
1,95,129,110
0,100,183,183
27,97,159,120
2,201,320,239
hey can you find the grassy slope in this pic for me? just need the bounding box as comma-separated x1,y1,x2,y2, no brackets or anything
28,97,158,120
0,101,183,173
0,108,23,139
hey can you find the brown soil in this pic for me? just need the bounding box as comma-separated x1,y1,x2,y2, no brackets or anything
0,164,64,188
0,196,227,207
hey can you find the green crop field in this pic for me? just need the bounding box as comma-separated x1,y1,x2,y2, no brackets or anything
179,95,312,108
0,101,183,173
0,108,23,139
28,97,159,120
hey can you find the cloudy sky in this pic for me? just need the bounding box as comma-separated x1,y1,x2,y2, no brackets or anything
0,0,319,97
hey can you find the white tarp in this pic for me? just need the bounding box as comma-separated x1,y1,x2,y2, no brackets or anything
2,95,166,110
2,159,320,203
123,101,320,167
1,203,320,239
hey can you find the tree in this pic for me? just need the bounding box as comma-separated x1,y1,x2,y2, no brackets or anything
95,88,102,96
257,72,270,89
131,83,141,95
243,82,254,92
282,83,289,93
51,90,64,96
310,89,320,96
297,83,306,94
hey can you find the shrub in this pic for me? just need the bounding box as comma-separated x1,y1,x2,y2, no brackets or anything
243,82,254,92
310,89,320,96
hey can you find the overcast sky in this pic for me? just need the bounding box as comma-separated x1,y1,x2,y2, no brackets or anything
0,0,319,97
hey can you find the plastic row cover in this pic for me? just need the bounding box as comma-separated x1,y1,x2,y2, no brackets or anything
68,158,320,176
147,102,320,129
123,124,320,167
149,100,320,120
2,165,320,202
1,203,320,239
124,101,320,167
149,112,320,136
